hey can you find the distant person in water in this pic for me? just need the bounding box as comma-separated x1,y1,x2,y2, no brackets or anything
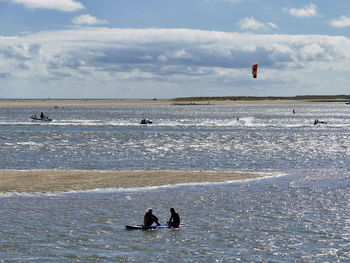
314,119,327,125
40,112,44,119
167,208,180,228
143,208,161,227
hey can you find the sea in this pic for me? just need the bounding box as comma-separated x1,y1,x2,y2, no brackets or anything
0,103,350,262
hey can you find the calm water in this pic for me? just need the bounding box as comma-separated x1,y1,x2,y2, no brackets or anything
0,103,350,262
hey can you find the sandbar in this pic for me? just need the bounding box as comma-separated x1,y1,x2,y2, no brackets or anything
0,170,271,193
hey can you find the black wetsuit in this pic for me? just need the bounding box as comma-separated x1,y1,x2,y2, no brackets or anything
168,212,180,228
144,212,160,227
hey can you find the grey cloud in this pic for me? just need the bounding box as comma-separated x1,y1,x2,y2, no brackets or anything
0,72,11,78
17,62,30,70
0,43,41,60
48,53,86,70
3,29,348,72
0,45,29,60
1,28,350,98
48,39,292,77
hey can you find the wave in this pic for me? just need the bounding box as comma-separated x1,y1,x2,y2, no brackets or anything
0,117,310,127
2,117,350,130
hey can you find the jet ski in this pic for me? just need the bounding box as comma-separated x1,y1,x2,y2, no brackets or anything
31,114,52,122
314,119,327,125
140,119,153,124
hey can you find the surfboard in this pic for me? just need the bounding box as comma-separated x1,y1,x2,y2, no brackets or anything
125,224,185,230
125,224,170,230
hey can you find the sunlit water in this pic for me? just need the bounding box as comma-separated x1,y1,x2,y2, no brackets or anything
0,103,350,262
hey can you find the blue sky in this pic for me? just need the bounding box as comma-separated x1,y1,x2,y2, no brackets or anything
1,0,350,98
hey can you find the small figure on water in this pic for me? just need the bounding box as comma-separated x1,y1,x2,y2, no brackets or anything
314,119,327,125
143,208,161,227
140,119,153,124
167,208,180,228
31,112,52,121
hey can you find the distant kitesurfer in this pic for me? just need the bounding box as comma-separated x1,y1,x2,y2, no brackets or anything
293,110,295,114
167,208,180,228
143,208,161,227
252,63,258,78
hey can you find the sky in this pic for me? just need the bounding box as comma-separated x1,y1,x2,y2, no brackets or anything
1,0,350,98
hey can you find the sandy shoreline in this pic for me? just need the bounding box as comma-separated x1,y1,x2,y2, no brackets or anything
0,170,272,193
0,99,320,107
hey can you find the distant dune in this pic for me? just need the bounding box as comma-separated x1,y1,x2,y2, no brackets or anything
0,95,349,107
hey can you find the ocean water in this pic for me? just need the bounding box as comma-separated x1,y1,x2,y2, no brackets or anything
0,103,350,262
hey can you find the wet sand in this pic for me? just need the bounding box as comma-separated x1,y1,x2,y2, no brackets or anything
0,99,312,108
0,170,271,193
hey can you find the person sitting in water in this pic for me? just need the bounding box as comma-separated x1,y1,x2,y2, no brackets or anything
167,208,180,228
143,208,161,227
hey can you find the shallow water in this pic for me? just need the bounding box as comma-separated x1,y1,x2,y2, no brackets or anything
0,103,350,262
1,104,349,171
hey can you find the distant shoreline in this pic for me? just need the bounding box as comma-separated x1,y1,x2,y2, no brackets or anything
172,95,350,102
0,95,349,107
0,170,273,193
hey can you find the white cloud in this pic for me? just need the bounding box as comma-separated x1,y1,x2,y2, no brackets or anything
0,28,349,98
238,17,279,32
72,14,108,25
10,0,84,12
330,16,350,28
266,22,279,29
285,3,317,18
204,0,243,3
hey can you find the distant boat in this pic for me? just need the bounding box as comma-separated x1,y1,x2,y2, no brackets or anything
140,119,153,124
346,101,350,105
314,119,327,125
31,114,52,122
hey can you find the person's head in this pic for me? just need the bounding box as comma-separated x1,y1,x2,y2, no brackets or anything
146,208,153,214
170,208,175,214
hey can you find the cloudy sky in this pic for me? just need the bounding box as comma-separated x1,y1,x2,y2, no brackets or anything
1,0,350,98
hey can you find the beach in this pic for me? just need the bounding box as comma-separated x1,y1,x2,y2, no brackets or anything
0,170,267,193
0,98,320,108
